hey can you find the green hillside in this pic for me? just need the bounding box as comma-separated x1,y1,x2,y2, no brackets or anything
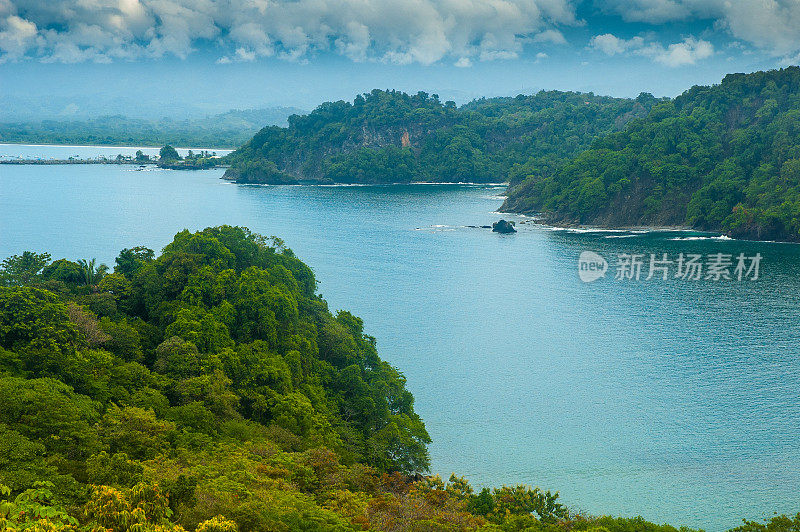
223,90,655,184
502,67,800,241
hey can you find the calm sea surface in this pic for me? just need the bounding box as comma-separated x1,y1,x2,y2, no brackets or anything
1,148,799,530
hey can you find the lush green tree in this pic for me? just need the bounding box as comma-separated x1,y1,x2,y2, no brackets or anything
40,259,83,285
0,376,102,462
99,405,175,460
85,451,144,487
0,482,79,531
159,145,181,161
115,247,155,277
76,258,109,286
0,287,80,375
0,252,51,286
730,514,800,532
0,428,61,492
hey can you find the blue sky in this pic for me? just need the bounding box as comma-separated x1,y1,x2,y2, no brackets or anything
0,0,798,118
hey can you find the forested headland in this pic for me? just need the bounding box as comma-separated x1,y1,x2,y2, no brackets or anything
501,67,800,242
222,90,656,185
0,226,796,531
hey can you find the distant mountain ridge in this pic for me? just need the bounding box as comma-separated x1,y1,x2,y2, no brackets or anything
223,89,657,184
502,67,800,242
0,107,304,149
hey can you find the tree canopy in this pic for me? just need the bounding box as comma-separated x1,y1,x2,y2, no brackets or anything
223,89,655,185
502,66,800,241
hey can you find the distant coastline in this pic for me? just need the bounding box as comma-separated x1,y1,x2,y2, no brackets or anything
0,143,232,169
0,158,152,165
0,159,230,168
0,142,235,152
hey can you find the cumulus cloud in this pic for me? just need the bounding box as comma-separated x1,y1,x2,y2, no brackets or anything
601,0,690,23
0,0,578,64
589,33,644,55
0,14,37,61
590,32,713,66
533,28,567,44
602,0,800,57
719,0,800,56
641,36,714,66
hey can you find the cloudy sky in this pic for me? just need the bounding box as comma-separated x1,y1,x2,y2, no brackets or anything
1,0,798,118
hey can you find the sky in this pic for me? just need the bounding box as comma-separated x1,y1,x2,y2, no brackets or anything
0,0,799,119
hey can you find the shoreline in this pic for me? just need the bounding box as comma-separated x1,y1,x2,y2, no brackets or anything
232,181,508,187
509,218,800,244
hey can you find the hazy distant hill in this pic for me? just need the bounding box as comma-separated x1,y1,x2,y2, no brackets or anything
0,107,305,149
502,67,800,241
223,89,655,184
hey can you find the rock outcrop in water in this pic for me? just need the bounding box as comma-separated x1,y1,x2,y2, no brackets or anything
492,219,516,233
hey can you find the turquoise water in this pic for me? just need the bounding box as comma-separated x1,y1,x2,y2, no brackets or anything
2,160,800,530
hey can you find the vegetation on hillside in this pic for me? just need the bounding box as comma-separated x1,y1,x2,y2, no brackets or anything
502,67,800,241
223,90,656,184
0,109,303,150
0,225,739,531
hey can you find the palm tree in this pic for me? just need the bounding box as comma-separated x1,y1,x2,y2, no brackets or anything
77,258,109,286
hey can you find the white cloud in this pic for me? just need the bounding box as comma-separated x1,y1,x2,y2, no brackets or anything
0,14,37,61
454,56,472,67
590,32,713,66
0,0,579,64
602,0,690,23
603,0,800,57
6,0,790,65
718,0,800,56
641,36,714,66
589,33,644,55
533,28,567,44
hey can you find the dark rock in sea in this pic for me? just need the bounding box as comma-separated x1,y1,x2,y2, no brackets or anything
480,225,491,229
492,219,517,233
